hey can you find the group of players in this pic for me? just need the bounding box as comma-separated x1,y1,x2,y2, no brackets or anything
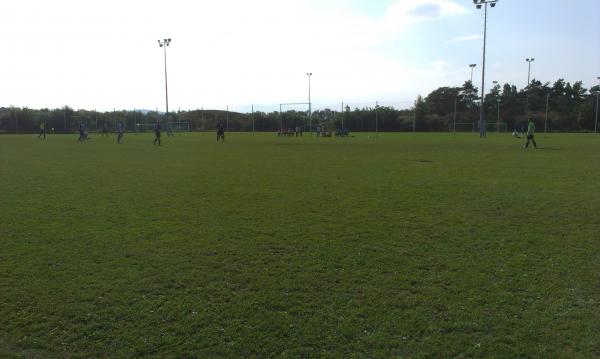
36,119,205,145
152,120,225,145
36,117,537,148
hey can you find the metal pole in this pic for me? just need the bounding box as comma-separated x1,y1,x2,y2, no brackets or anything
496,100,500,132
595,93,599,134
526,61,531,115
307,73,312,134
375,101,378,137
479,2,488,138
413,103,416,133
453,95,457,133
163,44,169,121
545,93,550,135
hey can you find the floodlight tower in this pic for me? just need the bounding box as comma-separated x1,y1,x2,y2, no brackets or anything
307,72,313,132
473,0,497,138
158,38,172,120
525,58,535,115
469,64,477,83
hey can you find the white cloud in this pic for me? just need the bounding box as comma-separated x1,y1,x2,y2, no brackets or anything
445,34,483,45
0,0,471,111
383,0,468,30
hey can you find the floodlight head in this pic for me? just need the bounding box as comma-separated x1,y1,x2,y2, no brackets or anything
164,39,167,42
490,2,496,7
476,4,482,9
159,44,163,47
470,64,476,68
157,40,160,44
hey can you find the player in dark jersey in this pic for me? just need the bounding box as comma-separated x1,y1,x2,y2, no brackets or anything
153,120,162,145
38,121,46,139
116,121,124,144
78,122,86,141
216,121,225,142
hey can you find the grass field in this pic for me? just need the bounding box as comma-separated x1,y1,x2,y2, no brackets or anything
1,132,599,358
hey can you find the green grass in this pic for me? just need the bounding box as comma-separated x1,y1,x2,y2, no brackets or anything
1,132,599,358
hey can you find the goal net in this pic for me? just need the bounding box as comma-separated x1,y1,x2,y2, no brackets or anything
453,122,476,132
486,122,508,132
168,121,191,132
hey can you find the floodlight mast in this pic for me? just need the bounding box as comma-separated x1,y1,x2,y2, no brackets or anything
158,38,172,121
474,0,498,138
469,64,477,83
525,58,535,115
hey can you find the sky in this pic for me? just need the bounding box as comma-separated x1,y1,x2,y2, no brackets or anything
1,0,599,112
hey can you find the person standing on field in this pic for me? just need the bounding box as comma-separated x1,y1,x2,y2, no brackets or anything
116,121,124,144
524,118,537,149
153,120,162,146
38,121,46,139
78,122,86,141
216,121,225,142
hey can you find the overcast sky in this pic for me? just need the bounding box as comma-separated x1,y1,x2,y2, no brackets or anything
1,0,599,112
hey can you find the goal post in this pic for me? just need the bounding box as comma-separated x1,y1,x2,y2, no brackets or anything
168,121,191,132
486,122,508,132
453,122,476,132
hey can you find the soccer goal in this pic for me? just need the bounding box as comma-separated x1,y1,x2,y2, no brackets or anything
136,123,157,133
453,122,476,132
168,121,191,132
486,122,508,132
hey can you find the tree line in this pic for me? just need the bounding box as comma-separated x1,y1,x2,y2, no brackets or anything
1,78,598,133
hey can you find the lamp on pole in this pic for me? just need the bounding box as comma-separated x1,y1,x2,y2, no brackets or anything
158,38,172,122
474,0,498,138
525,58,534,115
469,64,477,83
307,73,312,133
